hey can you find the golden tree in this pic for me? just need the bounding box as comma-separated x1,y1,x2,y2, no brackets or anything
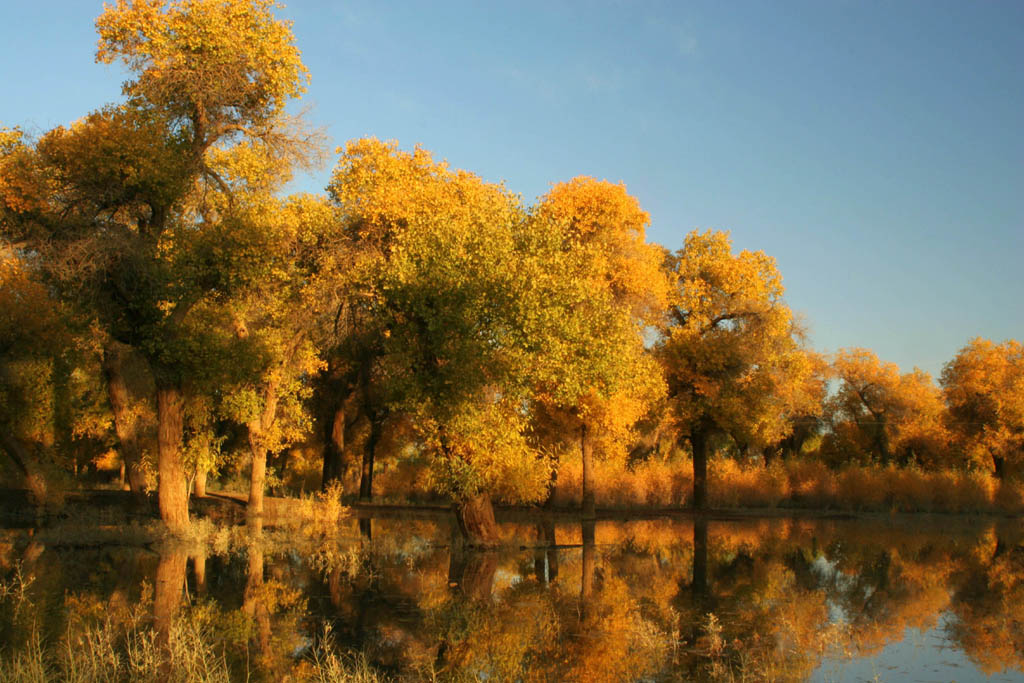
659,230,802,509
527,177,670,517
0,0,316,531
942,338,1024,478
825,348,949,468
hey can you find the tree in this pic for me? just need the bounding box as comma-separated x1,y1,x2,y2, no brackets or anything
941,338,1024,478
327,138,551,543
760,348,829,466
719,337,827,465
824,348,949,469
527,177,670,517
0,0,316,531
217,193,340,527
659,230,801,509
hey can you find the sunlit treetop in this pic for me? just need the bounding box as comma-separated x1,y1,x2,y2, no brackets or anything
328,137,521,249
95,0,309,152
669,229,786,339
0,126,23,154
534,176,670,325
537,176,649,244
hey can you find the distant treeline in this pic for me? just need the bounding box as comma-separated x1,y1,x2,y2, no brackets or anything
1,0,1021,541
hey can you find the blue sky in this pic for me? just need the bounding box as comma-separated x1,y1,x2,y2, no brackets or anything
2,1,1021,380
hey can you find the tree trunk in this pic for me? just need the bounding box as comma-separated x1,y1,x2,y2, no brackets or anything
581,422,595,518
455,493,500,546
447,549,499,601
544,454,559,508
690,428,710,511
103,343,148,495
1,434,48,505
534,522,559,583
51,355,72,463
534,524,547,584
246,378,281,531
436,546,499,672
193,468,207,498
736,439,750,462
321,403,346,490
156,385,189,533
247,438,268,532
875,423,891,466
358,416,382,502
327,566,345,609
993,454,1005,480
191,548,207,594
544,521,558,581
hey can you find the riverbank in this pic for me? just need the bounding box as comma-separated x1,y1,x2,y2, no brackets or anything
1,476,1019,537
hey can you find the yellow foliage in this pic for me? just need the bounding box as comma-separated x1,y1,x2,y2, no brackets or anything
534,176,670,323
328,138,550,504
96,0,308,133
942,337,1024,475
661,230,809,450
828,348,951,468
528,177,670,494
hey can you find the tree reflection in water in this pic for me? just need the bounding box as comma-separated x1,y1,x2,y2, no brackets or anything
153,547,187,676
0,517,1021,680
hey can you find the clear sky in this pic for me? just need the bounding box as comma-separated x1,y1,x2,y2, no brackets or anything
2,1,1021,380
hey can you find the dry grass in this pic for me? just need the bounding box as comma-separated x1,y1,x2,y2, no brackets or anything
549,455,1021,515
290,481,351,534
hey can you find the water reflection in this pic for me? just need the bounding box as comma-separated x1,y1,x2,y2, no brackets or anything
0,516,1022,681
153,547,187,676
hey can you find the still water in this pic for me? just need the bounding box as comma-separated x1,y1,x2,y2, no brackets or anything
1,513,1022,681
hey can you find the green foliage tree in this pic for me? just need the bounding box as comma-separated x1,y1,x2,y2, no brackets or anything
216,193,341,527
526,177,670,517
327,138,553,542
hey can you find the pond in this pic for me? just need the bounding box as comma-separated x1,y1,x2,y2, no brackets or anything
1,511,1022,681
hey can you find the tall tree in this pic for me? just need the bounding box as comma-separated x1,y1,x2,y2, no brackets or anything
217,193,340,527
659,230,801,509
527,177,670,517
327,138,552,542
0,0,316,531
